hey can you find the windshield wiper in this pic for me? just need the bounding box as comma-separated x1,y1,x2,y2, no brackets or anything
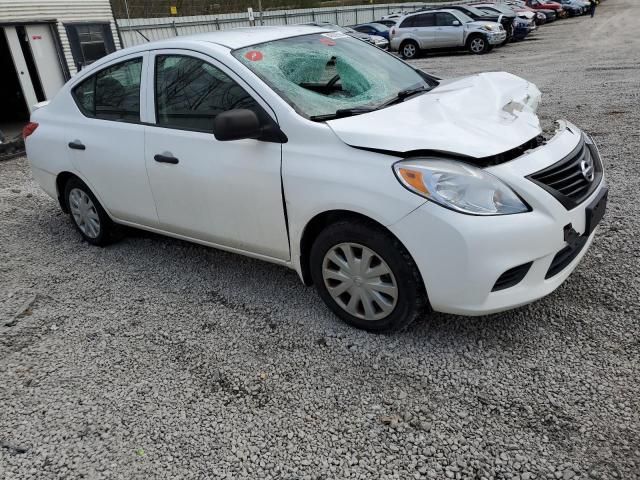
308,84,432,122
309,107,375,122
378,85,431,108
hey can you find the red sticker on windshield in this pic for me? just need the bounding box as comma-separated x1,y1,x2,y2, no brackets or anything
244,50,263,61
319,37,336,46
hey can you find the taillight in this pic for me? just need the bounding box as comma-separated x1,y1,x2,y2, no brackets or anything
22,122,38,139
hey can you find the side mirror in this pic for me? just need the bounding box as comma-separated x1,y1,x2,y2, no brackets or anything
213,109,262,141
452,20,461,26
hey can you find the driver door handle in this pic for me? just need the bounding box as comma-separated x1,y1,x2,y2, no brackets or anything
154,153,179,165
68,140,85,150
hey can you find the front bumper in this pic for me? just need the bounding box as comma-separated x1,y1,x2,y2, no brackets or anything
389,121,607,316
488,31,507,45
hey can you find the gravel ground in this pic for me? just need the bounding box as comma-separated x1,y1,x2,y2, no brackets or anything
1,1,639,478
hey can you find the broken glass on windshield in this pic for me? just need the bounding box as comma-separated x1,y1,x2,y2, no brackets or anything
233,33,430,119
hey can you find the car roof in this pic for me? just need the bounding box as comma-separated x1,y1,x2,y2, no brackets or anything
152,25,331,50
405,8,460,17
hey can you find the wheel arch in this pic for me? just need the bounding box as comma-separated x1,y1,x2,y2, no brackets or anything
297,209,417,287
55,171,80,213
399,37,420,55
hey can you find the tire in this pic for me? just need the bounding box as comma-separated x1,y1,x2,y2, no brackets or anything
467,35,489,54
309,219,427,332
400,40,419,60
64,177,116,246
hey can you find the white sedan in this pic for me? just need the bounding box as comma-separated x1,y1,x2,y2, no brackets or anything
25,26,607,331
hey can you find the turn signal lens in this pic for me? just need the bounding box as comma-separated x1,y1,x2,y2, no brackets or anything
398,167,429,196
22,122,39,139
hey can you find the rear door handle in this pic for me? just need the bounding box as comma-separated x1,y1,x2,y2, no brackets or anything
154,153,179,165
68,140,85,150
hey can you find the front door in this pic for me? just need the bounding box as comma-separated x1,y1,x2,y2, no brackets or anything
434,12,465,47
144,50,289,261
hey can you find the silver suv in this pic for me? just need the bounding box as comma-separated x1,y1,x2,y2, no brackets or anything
389,9,507,59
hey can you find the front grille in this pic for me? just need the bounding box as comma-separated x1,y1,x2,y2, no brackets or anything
492,262,533,291
527,137,602,209
546,237,587,279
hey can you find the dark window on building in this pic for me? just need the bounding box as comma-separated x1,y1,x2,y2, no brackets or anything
154,55,261,132
72,58,142,122
65,23,116,70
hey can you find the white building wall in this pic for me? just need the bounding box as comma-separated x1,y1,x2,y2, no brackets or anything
0,0,121,75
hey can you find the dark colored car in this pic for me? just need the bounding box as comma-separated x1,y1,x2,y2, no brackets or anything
303,22,389,49
512,17,536,40
526,0,567,18
431,5,515,42
350,23,391,40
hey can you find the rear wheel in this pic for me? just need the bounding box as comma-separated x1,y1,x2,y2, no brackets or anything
64,177,116,246
467,35,489,54
400,40,419,59
310,220,426,332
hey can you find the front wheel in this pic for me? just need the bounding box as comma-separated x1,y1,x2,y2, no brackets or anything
467,35,489,54
309,220,426,332
400,40,419,60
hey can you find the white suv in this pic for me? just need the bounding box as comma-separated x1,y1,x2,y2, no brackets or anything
390,9,507,59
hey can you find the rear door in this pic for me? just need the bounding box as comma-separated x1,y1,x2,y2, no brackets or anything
66,52,159,226
434,12,465,47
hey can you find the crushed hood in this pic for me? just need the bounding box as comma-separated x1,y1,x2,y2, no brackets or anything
327,72,542,159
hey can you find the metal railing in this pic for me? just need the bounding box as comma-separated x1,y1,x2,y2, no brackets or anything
116,1,476,47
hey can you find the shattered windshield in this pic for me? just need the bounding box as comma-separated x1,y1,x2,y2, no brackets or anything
233,33,431,120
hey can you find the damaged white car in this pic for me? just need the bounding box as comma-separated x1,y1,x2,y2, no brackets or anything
25,26,607,331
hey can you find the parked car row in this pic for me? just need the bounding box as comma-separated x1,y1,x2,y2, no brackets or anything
347,0,598,59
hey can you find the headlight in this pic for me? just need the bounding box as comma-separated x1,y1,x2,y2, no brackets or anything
482,24,494,31
393,158,529,215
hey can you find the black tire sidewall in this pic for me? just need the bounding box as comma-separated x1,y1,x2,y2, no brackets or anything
64,178,112,246
309,221,424,332
400,40,418,59
468,35,488,54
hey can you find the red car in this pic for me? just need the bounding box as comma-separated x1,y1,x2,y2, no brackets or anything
526,0,567,17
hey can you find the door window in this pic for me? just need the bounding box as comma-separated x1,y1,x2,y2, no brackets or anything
414,14,436,27
72,58,142,123
436,13,459,26
154,55,260,132
399,16,416,28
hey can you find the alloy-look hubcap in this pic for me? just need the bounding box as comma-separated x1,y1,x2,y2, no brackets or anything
471,38,484,53
69,188,101,239
322,242,398,321
404,44,416,58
